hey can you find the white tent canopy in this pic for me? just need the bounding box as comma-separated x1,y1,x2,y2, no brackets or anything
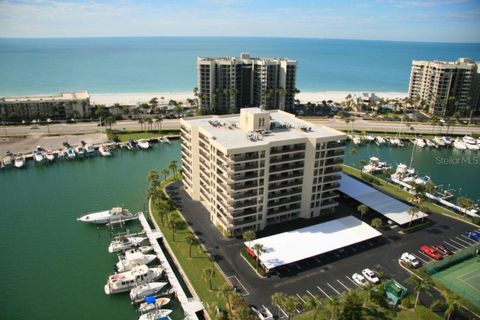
245,216,382,271
339,173,428,225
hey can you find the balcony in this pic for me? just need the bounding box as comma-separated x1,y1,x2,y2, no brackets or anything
268,187,302,200
231,181,259,191
269,161,304,173
268,179,302,191
270,144,306,155
231,190,258,200
326,149,344,158
324,166,342,175
322,174,341,183
327,141,346,149
270,152,305,164
267,195,301,208
267,203,301,216
230,153,259,162
323,182,341,191
325,158,343,166
269,171,303,182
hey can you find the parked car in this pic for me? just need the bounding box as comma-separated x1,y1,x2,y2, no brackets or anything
465,231,480,241
352,273,368,286
432,244,453,256
362,268,380,284
420,245,443,260
400,252,421,268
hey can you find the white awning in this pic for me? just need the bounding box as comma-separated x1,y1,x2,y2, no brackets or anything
339,173,428,225
245,216,381,271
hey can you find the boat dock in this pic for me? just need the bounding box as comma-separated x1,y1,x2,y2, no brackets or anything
137,212,203,320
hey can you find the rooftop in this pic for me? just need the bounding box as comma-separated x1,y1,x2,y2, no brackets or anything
181,108,346,152
198,52,296,64
245,215,382,270
0,91,90,103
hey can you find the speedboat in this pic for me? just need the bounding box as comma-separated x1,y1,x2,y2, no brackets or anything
433,136,446,147
124,246,154,255
362,156,391,174
375,136,386,146
442,136,452,145
108,236,146,253
65,147,76,159
463,135,477,145
2,151,13,167
77,207,137,224
116,251,157,272
453,138,467,150
14,154,25,168
138,309,172,320
75,145,86,157
425,139,436,148
127,139,137,149
365,134,375,142
130,282,168,301
138,139,150,150
138,297,171,314
104,265,163,294
352,136,362,145
85,144,96,155
33,147,45,163
463,136,479,150
99,145,111,157
45,150,55,161
159,137,170,144
414,138,426,148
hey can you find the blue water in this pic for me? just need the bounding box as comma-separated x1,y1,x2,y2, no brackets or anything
0,37,479,96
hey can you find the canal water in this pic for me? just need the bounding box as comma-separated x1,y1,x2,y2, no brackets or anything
0,139,478,320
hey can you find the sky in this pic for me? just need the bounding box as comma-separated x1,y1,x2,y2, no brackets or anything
0,0,479,42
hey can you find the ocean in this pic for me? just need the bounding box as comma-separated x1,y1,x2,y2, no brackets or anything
0,37,479,96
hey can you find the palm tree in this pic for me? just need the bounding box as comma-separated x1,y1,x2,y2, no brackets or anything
408,207,419,227
148,170,160,187
161,168,170,181
138,118,145,131
327,296,340,320
185,233,198,258
146,118,153,131
156,116,163,131
357,204,369,220
202,267,216,291
218,284,235,318
167,216,177,241
271,292,287,317
303,294,322,320
169,160,178,177
252,243,266,271
362,284,375,307
371,218,383,229
407,276,431,308
443,292,459,320
242,230,256,248
283,296,301,319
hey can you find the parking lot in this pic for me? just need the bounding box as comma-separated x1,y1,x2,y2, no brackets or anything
165,181,479,317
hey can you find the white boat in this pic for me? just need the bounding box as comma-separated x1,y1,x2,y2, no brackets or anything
2,151,13,167
99,145,111,157
104,265,163,294
116,251,157,272
138,139,150,150
375,136,386,146
130,282,168,301
65,147,76,159
433,136,446,147
352,136,362,145
159,137,170,144
14,154,25,168
85,144,96,154
425,139,437,148
391,163,431,186
414,138,426,148
138,297,171,314
138,309,172,320
108,236,146,253
365,134,375,142
463,135,477,145
45,150,55,161
362,156,391,174
77,207,137,224
75,146,86,156
124,246,154,255
463,136,479,150
453,138,467,150
389,138,404,147
442,136,453,145
33,147,45,162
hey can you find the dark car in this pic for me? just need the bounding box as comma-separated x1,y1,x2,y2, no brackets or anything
432,244,453,256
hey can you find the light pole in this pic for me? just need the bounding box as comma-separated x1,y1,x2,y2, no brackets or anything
47,118,51,135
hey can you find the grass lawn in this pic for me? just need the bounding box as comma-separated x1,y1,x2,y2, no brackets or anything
111,130,180,142
150,175,228,314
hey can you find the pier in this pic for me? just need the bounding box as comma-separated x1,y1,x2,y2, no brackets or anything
137,212,203,320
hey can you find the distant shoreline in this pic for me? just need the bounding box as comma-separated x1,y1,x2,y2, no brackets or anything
90,91,408,106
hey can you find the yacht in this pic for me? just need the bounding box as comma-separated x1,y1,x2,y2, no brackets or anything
130,282,168,301
138,139,150,150
65,147,76,159
138,297,171,314
362,157,391,174
433,137,446,147
85,144,96,155
104,265,163,294
45,150,55,161
124,246,154,255
75,146,86,157
352,136,362,145
77,207,137,224
375,136,386,146
414,138,426,148
391,164,431,185
453,138,467,150
108,236,146,253
138,309,172,320
463,136,479,150
33,147,45,163
442,136,452,145
116,251,156,272
2,151,13,167
14,154,26,168
425,139,437,148
365,134,375,142
99,145,111,157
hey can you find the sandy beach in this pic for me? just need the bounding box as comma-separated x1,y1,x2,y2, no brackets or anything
90,91,408,107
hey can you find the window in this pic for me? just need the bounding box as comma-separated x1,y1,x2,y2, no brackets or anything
259,117,265,127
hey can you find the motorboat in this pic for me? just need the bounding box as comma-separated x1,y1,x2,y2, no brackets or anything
116,251,157,272
352,136,362,145
138,309,172,320
362,156,391,174
45,150,55,161
159,137,170,144
104,265,163,294
391,163,431,185
65,147,76,159
375,136,386,146
124,246,154,255
453,138,467,150
463,136,479,150
99,145,111,157
414,138,426,148
365,134,375,142
85,144,96,155
138,297,171,314
108,236,146,253
138,139,150,150
389,138,404,147
433,136,446,147
128,139,137,149
77,207,137,224
14,154,25,168
463,135,477,145
425,139,437,148
130,282,168,301
33,146,45,163
2,151,13,167
442,136,452,145
75,145,86,157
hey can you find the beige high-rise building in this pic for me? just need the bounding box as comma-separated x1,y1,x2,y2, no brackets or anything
197,53,297,114
408,58,479,116
180,108,346,237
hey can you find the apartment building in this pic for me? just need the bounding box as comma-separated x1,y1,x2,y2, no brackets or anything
197,53,297,114
180,108,346,237
0,91,91,121
408,58,479,116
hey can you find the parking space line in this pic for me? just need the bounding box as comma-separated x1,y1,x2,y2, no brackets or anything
227,275,249,296
449,238,467,249
326,282,342,295
337,279,351,291
277,305,288,318
412,253,429,264
417,251,433,261
346,275,359,286
443,240,460,251
317,286,332,300
455,236,473,245
306,290,316,298
296,294,306,304
460,234,478,243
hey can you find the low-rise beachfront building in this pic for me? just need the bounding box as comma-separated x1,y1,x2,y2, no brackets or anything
408,58,479,116
180,107,346,237
0,91,91,121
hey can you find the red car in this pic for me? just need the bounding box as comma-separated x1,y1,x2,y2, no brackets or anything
432,244,453,256
420,245,443,260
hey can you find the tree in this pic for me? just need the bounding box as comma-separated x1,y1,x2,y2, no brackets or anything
271,292,286,317
252,243,266,271
202,267,216,291
407,276,431,308
283,296,301,319
169,160,178,177
357,204,369,220
138,118,145,131
161,168,170,181
408,207,419,227
147,170,160,188
303,294,322,320
149,97,159,109
362,284,375,307
185,233,198,258
443,292,459,320
457,196,475,213
167,215,177,241
327,296,340,320
242,230,256,248
219,284,235,318
371,218,383,229
339,290,362,320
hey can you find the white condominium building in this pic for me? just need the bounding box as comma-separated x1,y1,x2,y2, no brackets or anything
408,58,479,116
180,108,346,237
197,53,297,114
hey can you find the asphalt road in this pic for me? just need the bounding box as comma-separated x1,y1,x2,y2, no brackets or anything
2,118,479,136
166,181,479,318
